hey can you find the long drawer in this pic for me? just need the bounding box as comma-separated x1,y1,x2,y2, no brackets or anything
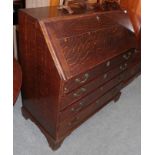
59,73,123,122
58,83,122,138
60,61,129,109
123,62,141,84
62,49,135,95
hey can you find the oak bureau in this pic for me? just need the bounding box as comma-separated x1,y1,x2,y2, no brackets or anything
18,6,140,150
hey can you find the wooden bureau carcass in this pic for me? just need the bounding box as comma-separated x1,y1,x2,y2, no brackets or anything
18,6,140,150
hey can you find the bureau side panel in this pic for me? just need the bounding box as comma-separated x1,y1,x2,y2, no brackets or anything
18,11,61,139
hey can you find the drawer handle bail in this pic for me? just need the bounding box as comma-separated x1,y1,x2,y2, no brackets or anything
106,61,111,67
123,52,132,60
64,87,69,94
96,16,100,21
96,100,100,105
75,73,89,84
73,88,86,97
104,73,108,79
120,63,128,71
71,102,84,113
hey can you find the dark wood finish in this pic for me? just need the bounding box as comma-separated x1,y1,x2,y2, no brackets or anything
60,73,123,121
60,61,132,109
21,106,64,150
122,59,141,86
13,58,22,104
58,83,123,137
63,48,135,93
18,6,140,150
43,12,136,79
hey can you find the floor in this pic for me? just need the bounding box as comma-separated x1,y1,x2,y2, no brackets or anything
13,76,141,155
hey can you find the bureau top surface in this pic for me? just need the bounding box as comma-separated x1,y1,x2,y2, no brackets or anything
21,6,136,80
21,6,117,20
21,6,134,32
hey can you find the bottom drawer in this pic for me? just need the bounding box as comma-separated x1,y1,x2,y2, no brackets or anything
58,83,122,138
123,62,141,83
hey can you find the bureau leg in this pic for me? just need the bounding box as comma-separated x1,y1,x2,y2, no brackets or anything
21,106,64,151
21,106,29,120
48,139,64,151
114,92,121,102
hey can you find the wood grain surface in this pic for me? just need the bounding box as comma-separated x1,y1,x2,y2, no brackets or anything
18,6,140,150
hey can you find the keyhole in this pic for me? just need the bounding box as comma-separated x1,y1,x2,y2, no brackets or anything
96,16,100,21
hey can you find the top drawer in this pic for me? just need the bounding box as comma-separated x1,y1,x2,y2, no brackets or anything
62,49,135,95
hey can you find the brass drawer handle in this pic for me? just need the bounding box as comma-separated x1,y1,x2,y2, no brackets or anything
95,100,100,105
135,49,139,53
123,52,132,60
104,73,108,79
120,63,128,71
68,117,80,126
73,88,86,97
71,102,84,113
75,73,89,84
100,86,104,91
96,15,100,21
64,87,69,94
106,61,111,67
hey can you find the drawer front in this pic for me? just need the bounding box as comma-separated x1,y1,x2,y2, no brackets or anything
123,62,141,82
60,61,129,109
58,83,122,138
134,50,141,63
59,74,123,122
62,49,135,94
